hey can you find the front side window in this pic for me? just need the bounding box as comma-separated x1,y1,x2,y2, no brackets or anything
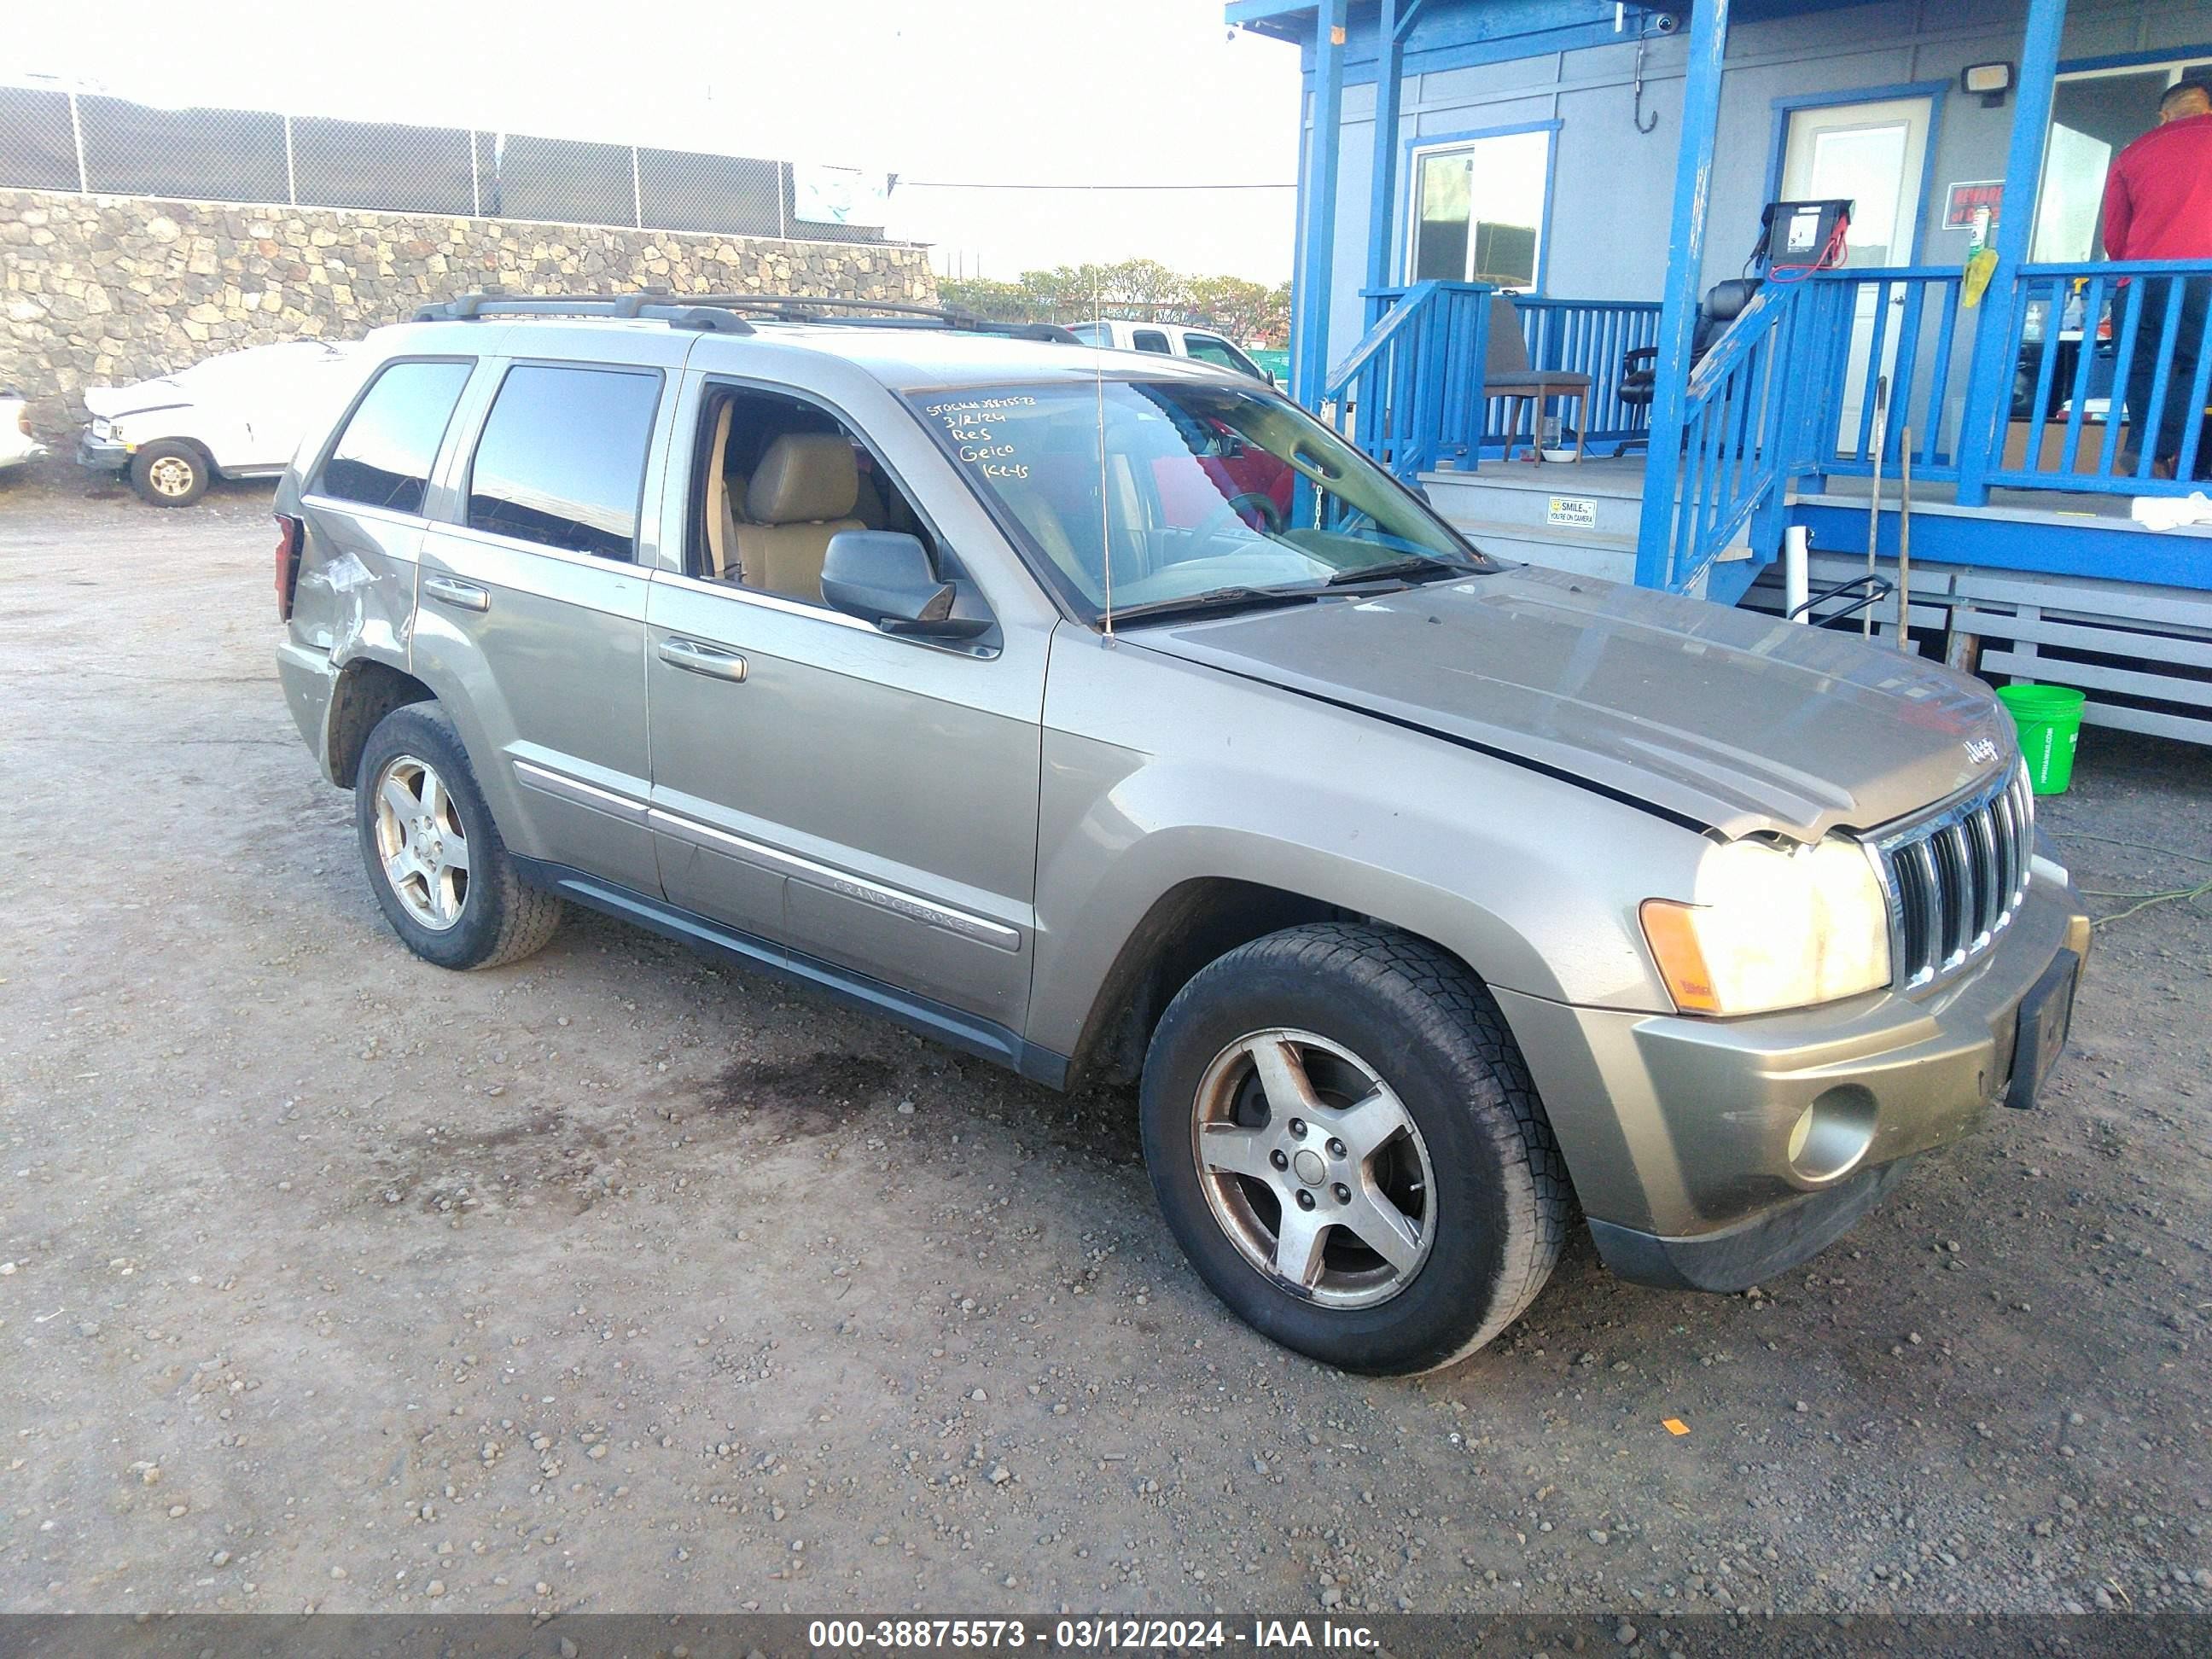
910,381,1493,625
466,364,662,560
318,358,473,514
1409,128,1551,289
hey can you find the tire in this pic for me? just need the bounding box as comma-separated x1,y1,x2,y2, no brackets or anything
128,440,209,507
353,701,563,970
1139,923,1568,1376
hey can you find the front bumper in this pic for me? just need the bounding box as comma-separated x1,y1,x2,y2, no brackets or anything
1495,859,2091,1291
77,433,130,473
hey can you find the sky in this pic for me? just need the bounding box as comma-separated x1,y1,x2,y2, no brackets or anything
0,0,1305,282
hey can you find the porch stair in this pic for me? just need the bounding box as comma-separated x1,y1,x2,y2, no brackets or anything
1420,456,1754,594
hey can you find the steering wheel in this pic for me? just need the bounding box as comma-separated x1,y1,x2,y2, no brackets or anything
1189,490,1286,556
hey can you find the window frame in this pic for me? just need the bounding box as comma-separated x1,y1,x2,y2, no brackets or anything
459,358,666,564
1400,119,1560,294
673,374,999,645
2030,52,2212,262
306,353,478,521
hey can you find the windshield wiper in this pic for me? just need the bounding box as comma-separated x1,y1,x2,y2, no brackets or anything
1324,553,1477,586
1104,585,1326,628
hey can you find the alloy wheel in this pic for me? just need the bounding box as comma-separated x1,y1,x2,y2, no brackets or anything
371,754,471,930
1189,1028,1435,1308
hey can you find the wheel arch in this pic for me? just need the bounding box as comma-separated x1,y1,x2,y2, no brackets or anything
325,657,436,789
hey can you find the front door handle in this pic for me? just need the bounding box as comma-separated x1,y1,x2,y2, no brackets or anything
422,574,489,613
658,637,748,682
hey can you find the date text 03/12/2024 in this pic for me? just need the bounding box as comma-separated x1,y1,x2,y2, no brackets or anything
806,1618,1382,1650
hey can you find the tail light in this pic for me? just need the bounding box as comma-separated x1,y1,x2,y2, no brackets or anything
274,513,305,621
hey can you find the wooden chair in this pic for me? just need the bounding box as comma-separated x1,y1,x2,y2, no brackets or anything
1482,293,1592,463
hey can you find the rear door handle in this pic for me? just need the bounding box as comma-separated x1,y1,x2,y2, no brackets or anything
422,574,489,613
658,637,748,682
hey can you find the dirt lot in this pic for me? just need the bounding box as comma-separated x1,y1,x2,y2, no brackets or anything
1,471,2207,1624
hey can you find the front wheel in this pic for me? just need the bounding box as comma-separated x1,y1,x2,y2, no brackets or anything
1140,923,1568,1375
128,440,208,507
354,702,563,970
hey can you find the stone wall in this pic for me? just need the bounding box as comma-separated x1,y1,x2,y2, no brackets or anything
0,189,935,428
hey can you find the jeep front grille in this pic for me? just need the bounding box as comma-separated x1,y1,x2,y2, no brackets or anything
1869,766,2034,991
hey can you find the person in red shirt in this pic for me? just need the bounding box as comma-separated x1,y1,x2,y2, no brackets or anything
2103,79,2212,477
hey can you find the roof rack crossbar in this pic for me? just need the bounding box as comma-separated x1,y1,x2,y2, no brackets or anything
410,290,1075,343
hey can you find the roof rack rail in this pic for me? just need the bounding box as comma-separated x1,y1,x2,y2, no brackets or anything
677,294,1079,342
411,290,755,334
410,288,1078,342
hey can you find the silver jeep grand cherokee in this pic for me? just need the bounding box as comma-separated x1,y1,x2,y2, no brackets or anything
274,292,2090,1375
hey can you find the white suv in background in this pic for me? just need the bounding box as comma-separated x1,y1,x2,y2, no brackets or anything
78,339,362,507
1067,320,1274,382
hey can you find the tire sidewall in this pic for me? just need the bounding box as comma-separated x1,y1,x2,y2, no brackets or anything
354,703,515,970
130,441,207,507
1140,944,1526,1375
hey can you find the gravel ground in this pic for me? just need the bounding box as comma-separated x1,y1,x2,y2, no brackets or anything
0,472,2207,1622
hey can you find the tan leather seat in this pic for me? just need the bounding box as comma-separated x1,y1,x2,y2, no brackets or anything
734,433,862,602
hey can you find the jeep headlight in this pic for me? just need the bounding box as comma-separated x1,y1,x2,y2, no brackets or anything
90,416,114,439
1640,836,1891,1016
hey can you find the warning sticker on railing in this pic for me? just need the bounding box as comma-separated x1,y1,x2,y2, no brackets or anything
1547,496,1598,530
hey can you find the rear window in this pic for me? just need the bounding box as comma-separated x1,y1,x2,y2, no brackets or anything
318,358,473,514
465,364,662,560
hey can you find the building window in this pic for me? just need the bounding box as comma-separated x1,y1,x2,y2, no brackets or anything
1407,128,1551,290
2034,56,2212,262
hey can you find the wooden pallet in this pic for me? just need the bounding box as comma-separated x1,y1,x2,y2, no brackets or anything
1743,556,2212,747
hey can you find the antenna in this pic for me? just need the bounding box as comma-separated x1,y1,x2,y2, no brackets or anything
1092,235,1114,640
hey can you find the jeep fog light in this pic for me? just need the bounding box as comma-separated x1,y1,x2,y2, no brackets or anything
1640,836,1891,1016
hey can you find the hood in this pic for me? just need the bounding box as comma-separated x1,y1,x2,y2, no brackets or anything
82,378,188,418
1125,563,2011,841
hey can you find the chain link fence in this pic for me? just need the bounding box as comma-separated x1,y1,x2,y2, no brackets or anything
0,82,899,244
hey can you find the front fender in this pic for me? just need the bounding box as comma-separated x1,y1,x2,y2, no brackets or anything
1024,636,1705,1062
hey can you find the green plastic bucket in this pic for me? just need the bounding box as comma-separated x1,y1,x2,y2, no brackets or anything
1996,683,2086,795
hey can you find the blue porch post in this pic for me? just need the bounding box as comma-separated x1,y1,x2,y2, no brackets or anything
1364,0,1417,296
1292,0,1349,406
1633,0,1730,591
1953,0,2067,506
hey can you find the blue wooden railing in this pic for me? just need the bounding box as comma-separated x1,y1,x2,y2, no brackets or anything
1983,262,2212,493
1514,298,1666,449
1324,281,1496,479
1324,287,1662,479
1323,259,2212,596
1640,279,1807,596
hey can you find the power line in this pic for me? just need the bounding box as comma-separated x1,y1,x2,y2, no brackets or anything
901,179,1296,191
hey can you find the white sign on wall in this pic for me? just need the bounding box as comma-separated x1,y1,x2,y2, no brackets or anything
794,164,891,228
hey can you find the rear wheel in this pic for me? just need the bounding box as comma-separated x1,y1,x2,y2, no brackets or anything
128,440,208,507
1139,923,1568,1374
354,702,562,970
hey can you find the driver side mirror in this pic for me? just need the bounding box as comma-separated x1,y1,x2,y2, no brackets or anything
821,531,988,639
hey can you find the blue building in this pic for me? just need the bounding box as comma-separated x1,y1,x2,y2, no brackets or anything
1233,0,2212,746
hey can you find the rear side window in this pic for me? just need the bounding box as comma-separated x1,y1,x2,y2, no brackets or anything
466,364,662,560
1130,329,1173,354
319,359,473,514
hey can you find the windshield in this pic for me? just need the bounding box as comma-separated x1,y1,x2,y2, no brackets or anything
908,380,1494,623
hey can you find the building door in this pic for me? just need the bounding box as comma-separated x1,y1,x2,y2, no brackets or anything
1782,96,1931,457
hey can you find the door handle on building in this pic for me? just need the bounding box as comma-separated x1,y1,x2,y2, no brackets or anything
422,574,489,613
658,637,748,682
